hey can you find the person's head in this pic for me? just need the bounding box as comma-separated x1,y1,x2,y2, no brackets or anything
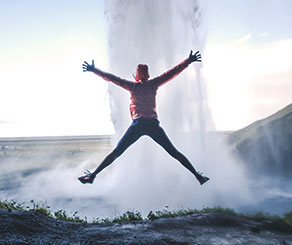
135,64,149,82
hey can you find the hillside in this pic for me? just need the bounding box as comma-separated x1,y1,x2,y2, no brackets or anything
227,103,292,178
1,208,292,244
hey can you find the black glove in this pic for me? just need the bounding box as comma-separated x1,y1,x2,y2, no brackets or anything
82,60,95,72
188,50,201,63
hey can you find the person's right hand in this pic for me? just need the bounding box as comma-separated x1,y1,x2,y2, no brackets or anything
82,60,95,72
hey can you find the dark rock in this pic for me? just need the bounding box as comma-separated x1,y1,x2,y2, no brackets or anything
1,209,292,244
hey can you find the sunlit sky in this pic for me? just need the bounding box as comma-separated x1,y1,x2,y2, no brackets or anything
1,0,291,137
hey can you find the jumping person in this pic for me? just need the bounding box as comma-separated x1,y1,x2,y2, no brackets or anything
79,51,209,185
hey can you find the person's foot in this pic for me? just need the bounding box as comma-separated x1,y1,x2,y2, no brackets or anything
78,170,96,184
197,172,209,185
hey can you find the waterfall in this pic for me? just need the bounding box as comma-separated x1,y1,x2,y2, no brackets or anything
103,0,252,214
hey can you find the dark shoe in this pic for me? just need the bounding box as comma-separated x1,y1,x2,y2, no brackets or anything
197,172,209,185
78,170,96,184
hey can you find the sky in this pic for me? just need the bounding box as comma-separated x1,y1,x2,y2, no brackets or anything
0,0,291,137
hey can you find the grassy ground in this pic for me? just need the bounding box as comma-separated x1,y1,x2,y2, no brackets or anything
1,199,292,225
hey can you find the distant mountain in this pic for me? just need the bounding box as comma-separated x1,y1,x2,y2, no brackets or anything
227,103,292,178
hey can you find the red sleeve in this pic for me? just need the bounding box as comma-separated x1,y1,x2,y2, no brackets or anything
152,58,190,87
92,68,135,91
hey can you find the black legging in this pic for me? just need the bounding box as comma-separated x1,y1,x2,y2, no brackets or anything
93,118,199,178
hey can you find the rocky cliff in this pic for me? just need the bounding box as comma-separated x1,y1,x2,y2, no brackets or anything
227,103,292,179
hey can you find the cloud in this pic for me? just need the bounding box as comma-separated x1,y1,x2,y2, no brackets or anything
236,33,252,43
203,38,292,130
260,32,271,37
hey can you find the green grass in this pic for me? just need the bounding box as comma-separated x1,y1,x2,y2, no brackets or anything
93,211,143,224
0,199,86,223
283,211,292,225
0,199,25,211
28,200,52,217
54,210,86,223
1,200,292,226
246,211,281,221
146,206,237,221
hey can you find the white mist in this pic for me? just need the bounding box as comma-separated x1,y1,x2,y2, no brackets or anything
102,0,252,215
1,0,254,220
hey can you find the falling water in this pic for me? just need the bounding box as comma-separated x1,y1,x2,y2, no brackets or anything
0,0,256,220
103,0,252,215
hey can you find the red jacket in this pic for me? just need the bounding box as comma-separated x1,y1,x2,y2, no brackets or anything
93,58,191,120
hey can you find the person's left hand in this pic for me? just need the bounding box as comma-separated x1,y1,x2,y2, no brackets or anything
188,50,201,63
82,60,95,72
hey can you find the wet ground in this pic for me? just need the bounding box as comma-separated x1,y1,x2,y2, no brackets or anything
1,208,292,244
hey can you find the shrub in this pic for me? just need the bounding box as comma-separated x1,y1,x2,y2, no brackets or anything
54,210,86,223
283,211,292,225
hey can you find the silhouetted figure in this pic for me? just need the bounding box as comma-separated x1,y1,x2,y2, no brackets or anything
79,51,209,185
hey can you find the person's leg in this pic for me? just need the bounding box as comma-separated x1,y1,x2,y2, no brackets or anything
78,120,143,184
147,120,209,185
92,125,142,176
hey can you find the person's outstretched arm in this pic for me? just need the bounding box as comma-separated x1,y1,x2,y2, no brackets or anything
82,60,135,91
152,50,201,87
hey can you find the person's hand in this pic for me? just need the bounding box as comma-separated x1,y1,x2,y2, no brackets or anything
188,50,201,63
82,60,95,72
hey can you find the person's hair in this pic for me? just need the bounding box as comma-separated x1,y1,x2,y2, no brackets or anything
135,64,149,81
